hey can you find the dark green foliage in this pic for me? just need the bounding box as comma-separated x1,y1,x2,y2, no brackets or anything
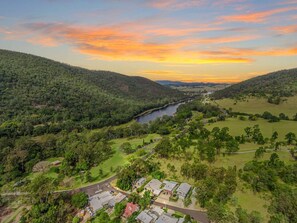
0,49,183,137
71,192,88,209
261,111,280,122
193,166,237,207
113,202,126,217
269,186,297,223
206,202,236,223
213,68,297,99
154,137,173,158
116,159,157,191
240,153,297,192
120,142,135,154
235,207,262,223
21,176,75,223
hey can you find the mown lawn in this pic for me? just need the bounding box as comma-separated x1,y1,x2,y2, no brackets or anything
214,96,297,119
205,117,297,140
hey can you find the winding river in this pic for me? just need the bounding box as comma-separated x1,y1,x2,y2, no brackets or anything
136,102,183,124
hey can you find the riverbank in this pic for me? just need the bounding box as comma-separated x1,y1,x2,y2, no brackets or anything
134,97,194,120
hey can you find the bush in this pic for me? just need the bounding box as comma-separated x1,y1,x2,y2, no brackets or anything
71,192,88,209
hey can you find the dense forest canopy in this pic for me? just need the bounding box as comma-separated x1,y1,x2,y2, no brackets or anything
212,68,297,99
0,49,184,137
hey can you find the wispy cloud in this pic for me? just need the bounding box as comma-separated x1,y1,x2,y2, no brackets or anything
220,7,297,23
148,0,246,10
272,24,297,34
1,22,255,65
147,0,205,10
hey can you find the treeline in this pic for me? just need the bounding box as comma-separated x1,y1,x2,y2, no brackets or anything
212,68,297,99
0,130,114,186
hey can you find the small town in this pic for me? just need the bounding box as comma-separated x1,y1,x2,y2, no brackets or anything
76,177,201,223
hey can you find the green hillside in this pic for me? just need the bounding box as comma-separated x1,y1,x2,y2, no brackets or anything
213,68,297,99
0,49,183,136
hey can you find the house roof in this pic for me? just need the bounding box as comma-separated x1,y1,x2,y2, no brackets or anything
176,183,191,197
136,211,153,223
163,180,178,192
156,214,178,223
108,192,126,207
136,177,146,185
123,203,139,218
151,205,164,217
145,179,162,195
89,191,114,212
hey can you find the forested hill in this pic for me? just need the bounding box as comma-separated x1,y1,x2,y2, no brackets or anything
0,49,184,136
212,68,297,99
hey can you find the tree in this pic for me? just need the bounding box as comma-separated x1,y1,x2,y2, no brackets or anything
72,216,80,223
207,202,236,223
254,147,266,159
120,142,135,154
71,192,88,209
154,137,172,158
225,139,239,154
271,131,278,142
28,175,54,204
98,168,104,178
114,202,126,217
93,210,110,223
139,191,151,209
285,132,296,145
269,186,297,223
85,170,92,182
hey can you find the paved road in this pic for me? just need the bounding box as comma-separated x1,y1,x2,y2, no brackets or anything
153,201,209,223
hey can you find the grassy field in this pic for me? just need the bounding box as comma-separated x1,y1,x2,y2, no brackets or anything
29,134,160,189
214,96,297,118
205,118,297,140
232,183,270,222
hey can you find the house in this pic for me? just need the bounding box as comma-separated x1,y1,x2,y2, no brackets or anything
162,180,178,195
136,210,153,223
108,192,126,207
134,177,146,189
123,203,139,218
89,191,114,213
150,206,164,217
145,179,162,196
176,183,191,200
156,213,179,223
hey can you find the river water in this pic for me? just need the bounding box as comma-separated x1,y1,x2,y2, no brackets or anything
136,103,183,124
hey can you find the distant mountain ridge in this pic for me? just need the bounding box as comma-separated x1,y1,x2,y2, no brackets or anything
212,68,297,99
0,49,183,135
157,80,227,87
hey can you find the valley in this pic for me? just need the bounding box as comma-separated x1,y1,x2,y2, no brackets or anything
0,52,296,223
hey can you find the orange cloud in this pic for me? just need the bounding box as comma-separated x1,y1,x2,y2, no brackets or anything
272,24,297,34
13,22,253,65
27,36,59,47
144,26,224,37
181,35,259,45
221,7,297,23
199,47,297,57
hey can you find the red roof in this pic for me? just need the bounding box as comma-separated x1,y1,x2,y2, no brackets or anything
123,203,139,218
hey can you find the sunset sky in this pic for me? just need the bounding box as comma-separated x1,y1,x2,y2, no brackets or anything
0,0,296,83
